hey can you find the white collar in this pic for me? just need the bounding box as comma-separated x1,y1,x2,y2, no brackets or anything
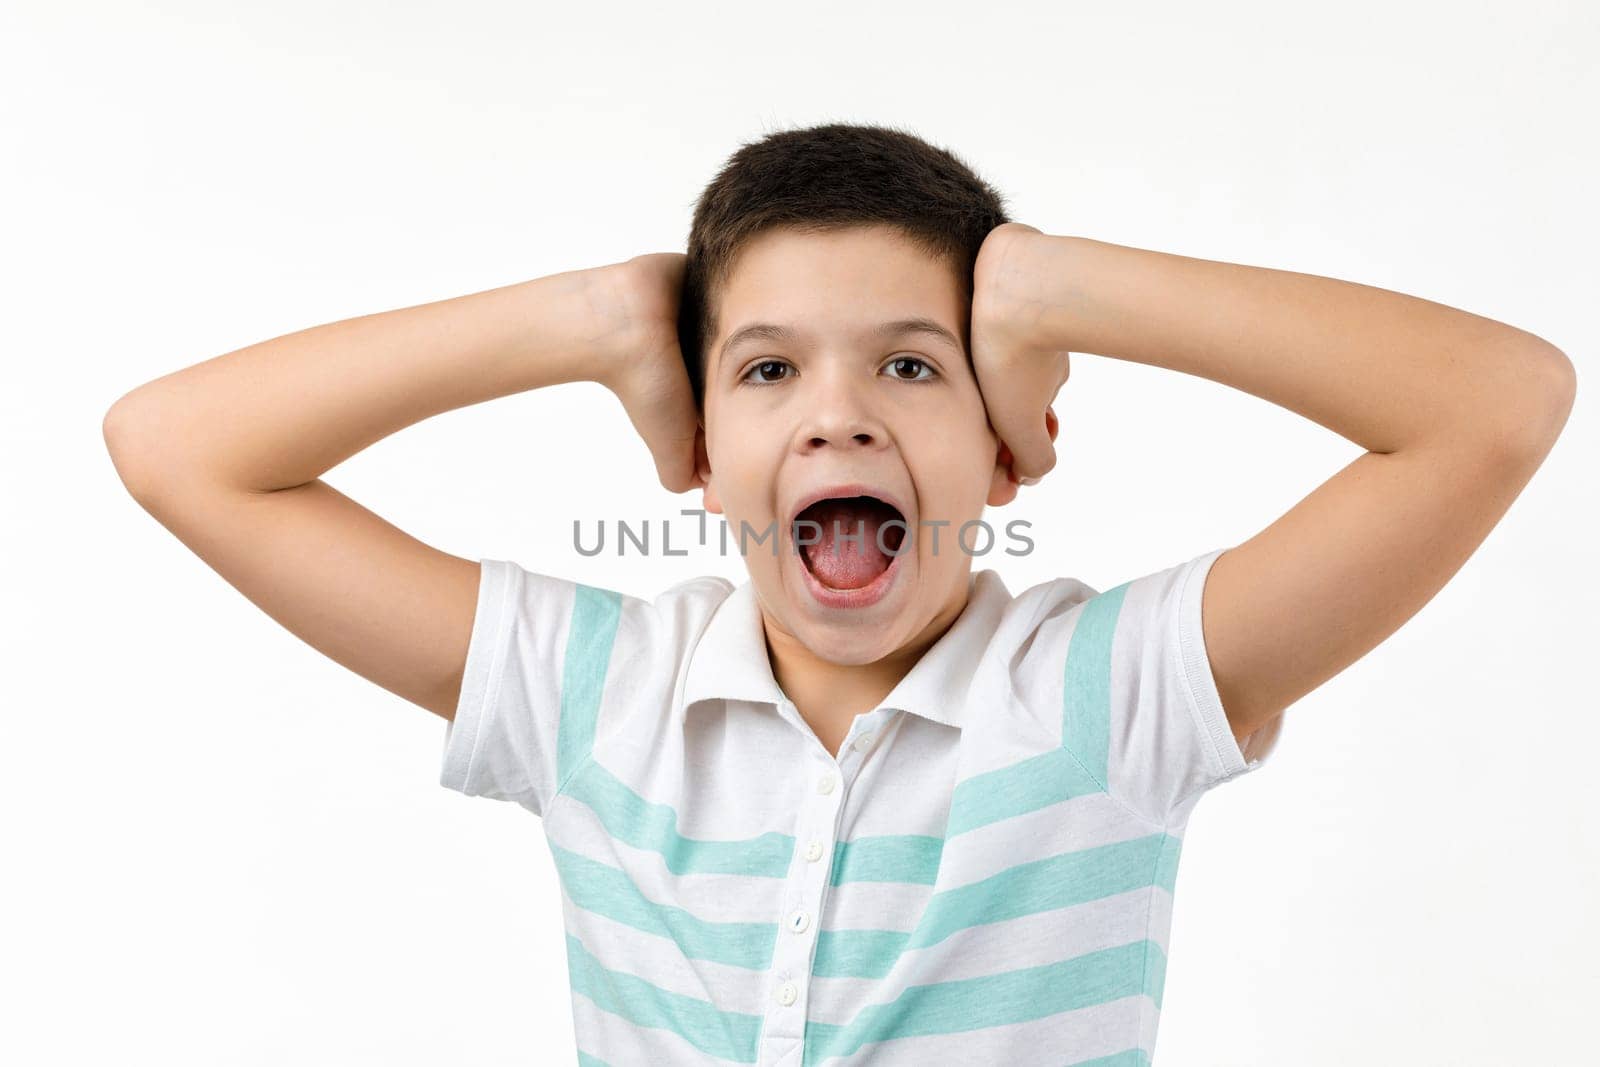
680,570,1013,730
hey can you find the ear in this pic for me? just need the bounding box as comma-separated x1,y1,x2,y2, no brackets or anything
986,440,1020,507
696,423,724,514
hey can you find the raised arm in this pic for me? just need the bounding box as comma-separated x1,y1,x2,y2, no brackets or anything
102,254,699,719
971,225,1577,745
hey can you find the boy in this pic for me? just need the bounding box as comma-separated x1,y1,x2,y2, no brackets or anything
103,123,1575,1065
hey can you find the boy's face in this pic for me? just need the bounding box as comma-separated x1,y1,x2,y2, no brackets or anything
698,224,1020,669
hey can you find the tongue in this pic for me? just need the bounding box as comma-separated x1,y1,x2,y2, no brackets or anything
800,499,896,590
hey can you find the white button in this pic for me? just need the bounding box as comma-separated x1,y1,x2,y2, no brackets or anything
775,980,797,1006
816,773,837,795
804,840,823,862
853,732,875,751
787,909,810,934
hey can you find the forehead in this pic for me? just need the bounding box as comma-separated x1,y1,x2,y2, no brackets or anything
711,226,966,358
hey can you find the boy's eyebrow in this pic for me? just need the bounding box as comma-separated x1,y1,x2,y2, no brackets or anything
719,317,964,363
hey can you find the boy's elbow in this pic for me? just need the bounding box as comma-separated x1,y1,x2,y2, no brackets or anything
103,390,168,504
1476,341,1577,463
102,394,134,459
1514,342,1576,452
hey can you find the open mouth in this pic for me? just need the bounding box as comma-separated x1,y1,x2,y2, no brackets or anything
793,495,907,592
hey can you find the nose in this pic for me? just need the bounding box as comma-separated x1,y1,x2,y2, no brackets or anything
795,369,888,454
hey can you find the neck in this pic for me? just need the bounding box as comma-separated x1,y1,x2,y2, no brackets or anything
761,580,970,758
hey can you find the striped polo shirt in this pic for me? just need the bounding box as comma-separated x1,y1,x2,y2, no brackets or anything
440,547,1282,1066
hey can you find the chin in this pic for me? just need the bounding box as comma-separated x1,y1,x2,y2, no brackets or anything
800,621,909,666
760,563,906,659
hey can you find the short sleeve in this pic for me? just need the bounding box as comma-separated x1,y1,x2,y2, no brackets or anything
1056,547,1281,827
439,559,590,817
439,560,731,820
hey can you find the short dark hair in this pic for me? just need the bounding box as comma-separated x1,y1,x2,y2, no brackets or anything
678,121,1011,409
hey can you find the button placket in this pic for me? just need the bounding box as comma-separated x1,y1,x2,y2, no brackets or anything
762,753,845,1049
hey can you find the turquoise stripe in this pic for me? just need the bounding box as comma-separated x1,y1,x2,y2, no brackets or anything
549,842,779,970
1144,937,1168,1009
567,758,946,885
1066,1051,1151,1067
945,747,1106,838
1154,833,1182,893
830,834,944,886
812,833,1176,979
941,587,1134,842
563,758,796,877
557,584,624,785
813,927,910,979
802,939,1167,1065
1062,584,1127,787
576,1054,614,1067
566,932,764,1063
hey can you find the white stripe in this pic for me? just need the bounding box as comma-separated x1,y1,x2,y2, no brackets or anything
807,881,937,928
933,789,1166,890
559,899,771,1016
805,995,1148,1067
545,804,793,925
570,985,756,1066
807,886,1173,1024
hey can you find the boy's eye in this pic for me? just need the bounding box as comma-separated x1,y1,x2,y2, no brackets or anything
741,356,936,385
742,359,792,384
885,356,935,381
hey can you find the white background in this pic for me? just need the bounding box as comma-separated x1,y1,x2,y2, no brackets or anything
5,1,1596,1064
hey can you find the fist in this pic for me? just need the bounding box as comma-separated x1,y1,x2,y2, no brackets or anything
595,253,704,494
970,222,1069,486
